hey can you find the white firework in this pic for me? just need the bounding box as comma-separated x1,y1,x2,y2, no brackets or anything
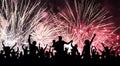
31,13,67,47
0,0,47,48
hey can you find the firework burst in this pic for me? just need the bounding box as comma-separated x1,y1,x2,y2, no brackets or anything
56,0,120,53
0,0,47,48
31,13,66,47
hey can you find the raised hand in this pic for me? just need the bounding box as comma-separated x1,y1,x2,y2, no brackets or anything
2,40,5,47
90,33,96,44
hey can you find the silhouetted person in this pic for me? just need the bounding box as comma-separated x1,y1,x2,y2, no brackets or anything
37,44,48,63
91,46,99,61
45,46,51,59
2,41,17,59
52,36,73,63
22,45,28,56
44,46,53,63
0,34,120,64
71,44,80,56
28,35,38,56
11,47,19,63
82,34,96,60
111,46,120,57
54,36,73,54
52,40,56,50
37,44,48,58
91,46,97,57
101,43,113,59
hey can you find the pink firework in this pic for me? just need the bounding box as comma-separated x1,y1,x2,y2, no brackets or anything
56,0,120,53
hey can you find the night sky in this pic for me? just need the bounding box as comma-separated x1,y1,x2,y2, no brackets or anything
103,0,120,34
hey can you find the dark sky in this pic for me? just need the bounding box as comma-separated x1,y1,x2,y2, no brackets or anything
103,0,120,23
103,0,120,34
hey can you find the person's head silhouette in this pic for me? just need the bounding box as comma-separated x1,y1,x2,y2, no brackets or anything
5,47,10,50
84,40,90,45
53,40,55,43
32,41,37,46
105,47,109,50
58,36,62,41
75,44,78,48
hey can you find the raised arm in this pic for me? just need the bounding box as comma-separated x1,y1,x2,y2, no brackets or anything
38,44,41,49
28,35,32,45
16,47,19,53
2,40,5,48
71,43,74,48
44,44,48,51
90,34,96,44
110,46,113,51
91,46,97,50
49,46,52,52
98,48,103,53
115,46,120,52
11,43,17,50
22,45,25,50
101,43,106,50
65,40,73,44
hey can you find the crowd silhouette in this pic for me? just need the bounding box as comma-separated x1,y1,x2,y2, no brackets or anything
0,34,120,65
